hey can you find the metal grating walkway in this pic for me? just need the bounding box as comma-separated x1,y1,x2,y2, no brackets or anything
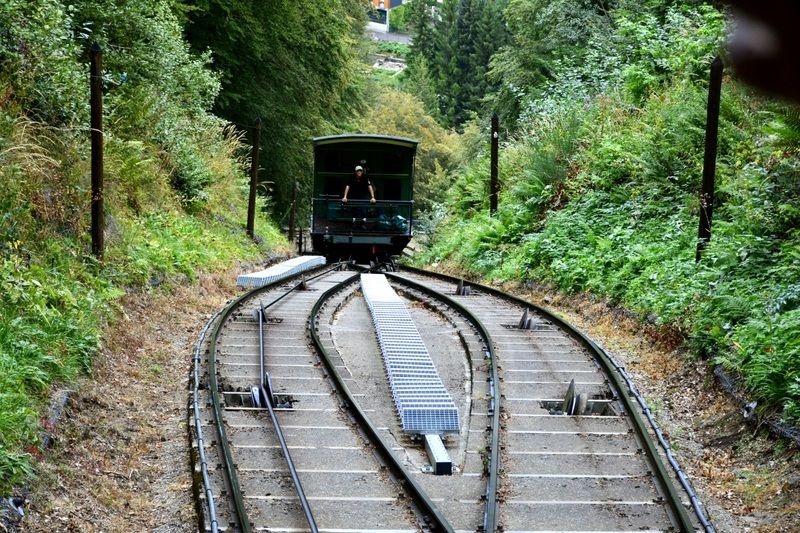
361,274,459,434
236,255,326,288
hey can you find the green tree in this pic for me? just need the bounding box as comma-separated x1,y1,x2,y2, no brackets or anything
458,0,509,124
406,0,439,117
403,54,441,119
488,0,611,126
432,0,461,126
406,0,508,129
184,0,368,221
359,89,458,211
454,0,480,125
408,0,437,65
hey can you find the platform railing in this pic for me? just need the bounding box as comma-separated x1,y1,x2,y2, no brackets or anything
312,197,413,235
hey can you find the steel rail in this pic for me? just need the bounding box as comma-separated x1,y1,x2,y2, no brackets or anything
399,265,699,532
385,272,501,533
308,273,456,533
254,303,319,533
203,262,342,533
611,352,716,532
257,301,265,390
192,304,228,533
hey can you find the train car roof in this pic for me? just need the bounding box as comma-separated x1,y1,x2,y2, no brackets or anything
312,134,418,148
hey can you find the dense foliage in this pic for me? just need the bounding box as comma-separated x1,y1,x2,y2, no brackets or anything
0,0,290,491
414,2,800,424
184,0,368,223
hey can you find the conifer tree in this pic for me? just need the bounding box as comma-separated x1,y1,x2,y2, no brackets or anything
405,0,509,129
476,0,508,98
455,0,480,125
408,0,437,67
433,0,461,126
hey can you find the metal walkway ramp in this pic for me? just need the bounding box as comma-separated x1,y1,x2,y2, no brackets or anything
360,274,459,434
236,255,326,288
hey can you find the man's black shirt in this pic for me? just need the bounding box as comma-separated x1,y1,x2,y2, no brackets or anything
347,174,373,200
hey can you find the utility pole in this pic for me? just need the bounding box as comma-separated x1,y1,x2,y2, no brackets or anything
247,117,262,239
289,181,297,242
696,57,723,262
90,43,104,260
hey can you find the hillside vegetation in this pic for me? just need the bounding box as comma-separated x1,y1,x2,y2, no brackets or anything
0,0,364,491
183,0,368,220
406,1,800,426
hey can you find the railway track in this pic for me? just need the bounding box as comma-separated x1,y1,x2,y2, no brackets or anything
190,261,713,532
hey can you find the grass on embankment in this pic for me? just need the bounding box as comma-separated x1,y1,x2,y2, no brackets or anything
0,116,289,492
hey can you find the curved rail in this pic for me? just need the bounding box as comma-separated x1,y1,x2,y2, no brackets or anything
199,263,343,532
192,305,228,533
308,273,456,533
400,265,701,532
384,272,502,533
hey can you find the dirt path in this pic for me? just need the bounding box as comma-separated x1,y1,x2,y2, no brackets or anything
15,264,800,532
19,270,240,532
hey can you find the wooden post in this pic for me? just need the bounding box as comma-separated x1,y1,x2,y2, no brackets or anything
288,181,297,242
297,230,303,255
696,57,723,262
90,43,104,260
247,117,262,239
490,113,499,215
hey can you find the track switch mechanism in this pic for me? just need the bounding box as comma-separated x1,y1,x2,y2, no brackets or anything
562,379,588,416
455,279,472,296
519,308,533,329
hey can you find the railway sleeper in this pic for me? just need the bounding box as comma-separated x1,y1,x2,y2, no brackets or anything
222,388,295,410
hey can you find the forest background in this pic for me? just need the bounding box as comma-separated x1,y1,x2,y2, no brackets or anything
0,0,798,499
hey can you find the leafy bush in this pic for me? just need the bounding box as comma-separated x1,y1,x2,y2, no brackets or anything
0,0,291,493
721,308,800,422
0,246,119,488
0,0,87,124
419,34,800,423
492,2,726,124
375,41,410,58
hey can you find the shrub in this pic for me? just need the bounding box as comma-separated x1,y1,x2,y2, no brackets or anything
0,0,290,492
418,77,800,424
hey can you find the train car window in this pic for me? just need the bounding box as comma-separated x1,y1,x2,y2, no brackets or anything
323,177,341,196
382,179,402,200
384,152,403,174
322,150,341,173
